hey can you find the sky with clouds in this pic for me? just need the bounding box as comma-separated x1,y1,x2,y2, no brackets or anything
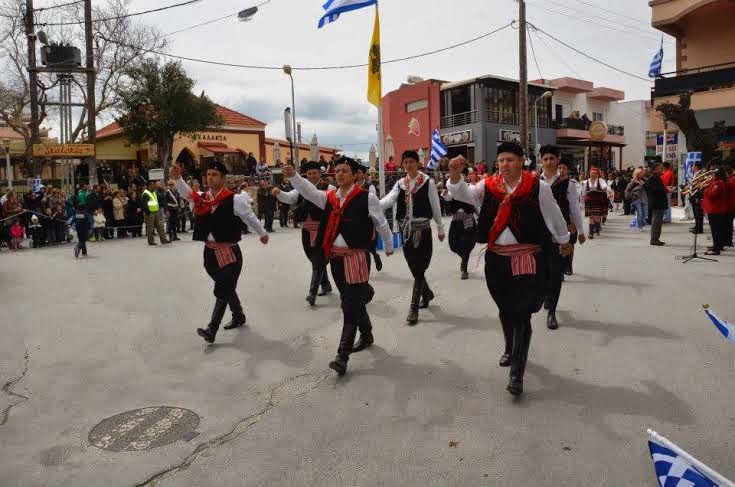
37,0,675,158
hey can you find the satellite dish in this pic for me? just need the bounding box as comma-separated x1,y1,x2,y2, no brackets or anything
37,30,48,45
238,6,258,21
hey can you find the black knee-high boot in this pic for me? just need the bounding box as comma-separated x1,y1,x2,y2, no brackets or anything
353,308,374,352
406,279,423,325
197,298,228,343
507,319,533,396
460,255,469,280
419,280,434,309
224,293,247,330
371,249,383,272
318,267,332,295
499,312,513,367
306,270,322,306
330,320,359,375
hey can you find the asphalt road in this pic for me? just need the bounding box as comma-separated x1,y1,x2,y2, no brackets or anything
1,212,734,486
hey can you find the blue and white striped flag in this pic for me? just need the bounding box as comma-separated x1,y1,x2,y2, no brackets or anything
704,307,735,346
649,38,664,78
648,430,730,487
318,0,377,28
427,129,447,171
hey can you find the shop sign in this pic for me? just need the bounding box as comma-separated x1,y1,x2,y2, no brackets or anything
408,117,421,137
191,133,228,142
656,144,678,160
588,121,608,141
33,143,95,157
441,130,472,146
498,129,531,144
655,132,678,146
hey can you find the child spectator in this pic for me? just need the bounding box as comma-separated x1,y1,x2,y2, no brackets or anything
43,207,57,245
74,204,90,258
9,219,24,250
92,208,106,241
29,215,44,248
54,205,67,243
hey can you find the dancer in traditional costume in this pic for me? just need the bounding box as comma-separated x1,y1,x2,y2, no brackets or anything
273,161,335,306
443,168,478,280
581,167,609,238
446,143,572,396
172,161,269,344
538,146,586,330
380,150,445,325
281,157,393,376
356,161,383,272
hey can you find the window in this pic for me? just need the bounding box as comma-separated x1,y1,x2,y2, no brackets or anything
593,112,604,121
406,99,428,113
485,85,517,124
555,104,563,122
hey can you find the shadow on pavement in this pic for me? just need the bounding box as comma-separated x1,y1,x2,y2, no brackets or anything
556,311,680,347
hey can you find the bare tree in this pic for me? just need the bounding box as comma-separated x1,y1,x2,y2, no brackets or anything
0,0,166,176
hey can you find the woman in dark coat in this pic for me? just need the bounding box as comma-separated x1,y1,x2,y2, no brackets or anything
126,190,144,237
102,188,115,239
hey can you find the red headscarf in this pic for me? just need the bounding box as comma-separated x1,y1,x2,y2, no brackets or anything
190,187,234,216
484,171,538,245
322,186,365,259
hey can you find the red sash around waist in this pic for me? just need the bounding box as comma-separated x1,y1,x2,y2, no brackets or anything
330,246,369,284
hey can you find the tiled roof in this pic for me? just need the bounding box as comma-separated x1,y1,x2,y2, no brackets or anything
96,104,266,140
0,126,26,140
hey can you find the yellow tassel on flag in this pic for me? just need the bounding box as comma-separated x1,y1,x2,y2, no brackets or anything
367,5,382,107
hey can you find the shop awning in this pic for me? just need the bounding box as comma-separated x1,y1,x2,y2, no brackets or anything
198,141,240,155
556,138,627,148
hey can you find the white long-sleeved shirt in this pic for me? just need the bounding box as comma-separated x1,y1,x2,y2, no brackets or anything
275,182,336,205
539,171,585,237
174,177,267,239
580,178,610,197
447,175,570,245
288,172,393,253
380,173,445,236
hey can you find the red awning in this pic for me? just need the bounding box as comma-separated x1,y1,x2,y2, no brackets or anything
198,141,240,154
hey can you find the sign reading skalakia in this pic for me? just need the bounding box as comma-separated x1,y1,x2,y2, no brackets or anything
33,144,96,158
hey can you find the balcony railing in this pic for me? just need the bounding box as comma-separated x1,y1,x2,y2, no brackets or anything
554,118,624,136
487,110,517,125
440,110,477,128
653,61,735,98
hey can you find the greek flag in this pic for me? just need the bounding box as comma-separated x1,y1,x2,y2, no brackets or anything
704,307,735,346
427,129,447,170
649,38,664,78
648,430,730,487
318,0,377,28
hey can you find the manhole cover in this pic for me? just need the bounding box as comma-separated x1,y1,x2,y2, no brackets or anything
89,406,199,451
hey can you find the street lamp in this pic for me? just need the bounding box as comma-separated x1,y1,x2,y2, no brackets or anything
2,138,11,188
534,90,553,159
283,64,298,168
238,6,258,21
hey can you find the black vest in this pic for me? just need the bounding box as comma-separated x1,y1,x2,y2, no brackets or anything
295,180,329,223
476,179,551,246
317,189,374,250
192,194,243,243
396,181,433,220
549,177,571,224
447,197,476,215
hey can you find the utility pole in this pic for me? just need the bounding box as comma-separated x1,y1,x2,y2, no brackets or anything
25,0,40,176
518,0,529,156
84,0,97,185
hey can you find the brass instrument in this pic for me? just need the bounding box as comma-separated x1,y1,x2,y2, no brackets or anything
682,169,716,196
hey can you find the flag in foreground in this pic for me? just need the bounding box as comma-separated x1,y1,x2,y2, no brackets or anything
648,430,733,487
703,307,735,346
317,0,377,28
427,129,448,170
367,5,381,107
649,38,664,78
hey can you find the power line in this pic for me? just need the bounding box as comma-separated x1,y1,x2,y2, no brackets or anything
536,0,655,35
532,28,583,79
33,0,85,12
164,0,272,37
527,29,543,80
530,23,651,82
39,0,202,26
100,22,513,71
526,0,660,42
574,0,653,26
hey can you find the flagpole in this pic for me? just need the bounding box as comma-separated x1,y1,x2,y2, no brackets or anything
378,105,385,196
648,430,735,487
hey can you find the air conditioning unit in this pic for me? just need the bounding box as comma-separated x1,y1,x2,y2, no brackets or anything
406,75,424,84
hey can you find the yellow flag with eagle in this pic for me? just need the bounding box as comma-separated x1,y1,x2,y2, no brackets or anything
367,5,382,107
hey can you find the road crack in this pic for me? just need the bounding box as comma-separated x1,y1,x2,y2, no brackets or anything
135,372,330,487
1,348,30,426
